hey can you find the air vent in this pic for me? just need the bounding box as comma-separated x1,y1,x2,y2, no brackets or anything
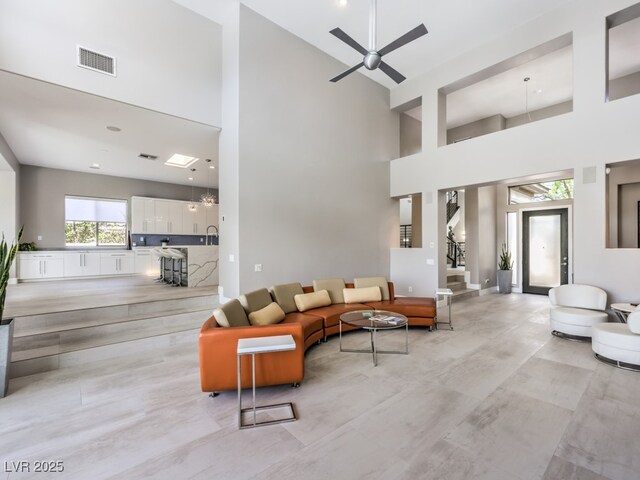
138,153,158,160
77,46,116,76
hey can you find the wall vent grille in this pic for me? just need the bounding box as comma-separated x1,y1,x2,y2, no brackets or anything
138,153,158,160
77,46,116,76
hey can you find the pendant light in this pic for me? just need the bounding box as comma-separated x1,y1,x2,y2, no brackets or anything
200,159,217,207
524,76,532,122
188,168,198,211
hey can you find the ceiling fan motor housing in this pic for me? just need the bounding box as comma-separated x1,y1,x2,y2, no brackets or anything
364,51,382,70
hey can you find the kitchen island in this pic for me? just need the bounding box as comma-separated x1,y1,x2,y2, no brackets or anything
183,245,219,287
134,245,219,287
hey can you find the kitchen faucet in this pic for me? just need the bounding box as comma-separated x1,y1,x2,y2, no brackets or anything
206,225,219,246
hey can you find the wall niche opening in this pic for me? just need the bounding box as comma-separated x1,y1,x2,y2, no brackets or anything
398,193,422,248
607,159,640,248
438,33,573,146
607,3,640,102
394,97,422,159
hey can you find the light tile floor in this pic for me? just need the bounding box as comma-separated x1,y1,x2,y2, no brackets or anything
2,293,640,480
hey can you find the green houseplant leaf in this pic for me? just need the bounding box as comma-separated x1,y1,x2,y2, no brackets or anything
0,226,23,324
498,243,513,271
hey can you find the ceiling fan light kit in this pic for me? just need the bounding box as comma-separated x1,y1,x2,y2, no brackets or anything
330,0,428,84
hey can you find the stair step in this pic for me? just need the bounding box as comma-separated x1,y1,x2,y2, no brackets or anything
12,294,217,338
11,307,213,362
446,274,465,283
446,281,468,292
451,289,480,301
10,328,200,379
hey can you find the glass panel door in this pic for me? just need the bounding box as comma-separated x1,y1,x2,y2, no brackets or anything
523,209,568,294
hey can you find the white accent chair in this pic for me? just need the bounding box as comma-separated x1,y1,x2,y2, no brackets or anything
549,284,608,340
592,307,640,370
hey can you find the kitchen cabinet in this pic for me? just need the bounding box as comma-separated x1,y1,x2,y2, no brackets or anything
100,252,134,275
182,203,207,234
18,253,64,280
63,252,101,277
131,196,216,236
131,197,155,233
134,249,160,276
153,200,183,234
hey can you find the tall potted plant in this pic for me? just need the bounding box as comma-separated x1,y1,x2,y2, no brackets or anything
497,243,513,294
1,227,22,398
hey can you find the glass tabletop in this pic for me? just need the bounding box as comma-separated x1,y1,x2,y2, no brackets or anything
340,310,408,329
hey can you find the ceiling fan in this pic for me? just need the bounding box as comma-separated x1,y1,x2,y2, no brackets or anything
330,0,428,84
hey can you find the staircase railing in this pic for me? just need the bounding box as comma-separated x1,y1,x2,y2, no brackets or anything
400,224,412,248
446,240,465,268
446,190,459,224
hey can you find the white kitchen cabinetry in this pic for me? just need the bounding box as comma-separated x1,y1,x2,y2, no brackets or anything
63,252,101,277
131,197,156,233
18,253,64,280
134,249,160,276
153,200,183,234
182,204,207,234
100,252,134,275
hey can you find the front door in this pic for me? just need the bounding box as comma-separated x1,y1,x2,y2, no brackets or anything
522,208,569,295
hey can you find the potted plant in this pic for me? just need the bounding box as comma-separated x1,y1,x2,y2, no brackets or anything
1,227,22,398
497,243,513,294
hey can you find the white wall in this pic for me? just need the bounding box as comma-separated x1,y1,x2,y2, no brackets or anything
0,132,19,280
389,0,640,302
0,0,222,126
218,2,241,300
234,6,399,295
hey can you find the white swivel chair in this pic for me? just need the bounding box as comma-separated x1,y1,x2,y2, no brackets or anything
549,284,608,340
592,307,640,371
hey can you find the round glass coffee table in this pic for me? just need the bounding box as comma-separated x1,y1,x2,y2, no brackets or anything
339,310,409,366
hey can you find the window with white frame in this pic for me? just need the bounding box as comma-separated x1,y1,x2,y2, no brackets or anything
65,196,127,247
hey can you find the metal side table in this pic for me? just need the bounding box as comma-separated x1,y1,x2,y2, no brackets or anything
611,303,636,323
237,334,297,429
435,288,454,330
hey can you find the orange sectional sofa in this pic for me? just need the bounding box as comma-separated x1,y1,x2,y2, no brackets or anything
199,277,436,394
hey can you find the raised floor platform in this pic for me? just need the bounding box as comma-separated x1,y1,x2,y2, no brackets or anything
4,276,219,378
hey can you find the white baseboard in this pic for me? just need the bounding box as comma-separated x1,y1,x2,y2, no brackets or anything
8,278,17,285
468,283,481,290
218,286,231,304
479,286,498,296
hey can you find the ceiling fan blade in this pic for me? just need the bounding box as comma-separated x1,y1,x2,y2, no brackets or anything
330,28,369,56
378,61,406,84
378,24,428,57
330,62,365,82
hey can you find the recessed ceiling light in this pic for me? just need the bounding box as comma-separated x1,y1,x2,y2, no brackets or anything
337,0,348,6
165,154,199,169
210,165,216,169
188,177,194,181
90,163,101,169
106,126,121,132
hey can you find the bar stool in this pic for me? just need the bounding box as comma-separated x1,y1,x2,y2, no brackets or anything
165,248,187,287
153,248,170,283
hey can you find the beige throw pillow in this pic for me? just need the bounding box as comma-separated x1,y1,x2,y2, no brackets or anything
343,286,382,304
294,290,332,312
248,302,286,326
